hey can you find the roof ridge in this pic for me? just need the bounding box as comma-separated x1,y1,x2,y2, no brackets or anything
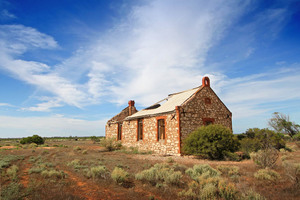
168,86,200,96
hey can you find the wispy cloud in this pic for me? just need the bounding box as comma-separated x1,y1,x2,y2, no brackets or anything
0,102,14,107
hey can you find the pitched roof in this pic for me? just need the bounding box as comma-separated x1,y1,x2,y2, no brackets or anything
125,86,201,120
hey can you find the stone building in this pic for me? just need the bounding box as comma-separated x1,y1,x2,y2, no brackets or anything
105,77,232,155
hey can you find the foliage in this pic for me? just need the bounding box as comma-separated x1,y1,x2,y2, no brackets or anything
283,161,300,188
6,165,19,180
41,169,66,179
242,189,266,200
0,155,24,169
86,166,109,180
250,148,279,169
216,165,240,177
179,175,239,200
183,124,240,160
0,182,24,200
239,137,261,156
111,167,129,185
90,136,100,143
20,135,45,145
135,163,182,186
268,112,300,137
100,138,122,151
254,169,280,181
186,164,220,179
293,133,300,141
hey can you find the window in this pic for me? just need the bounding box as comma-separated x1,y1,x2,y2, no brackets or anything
157,119,165,141
203,118,214,126
205,98,211,104
137,119,143,141
117,123,122,140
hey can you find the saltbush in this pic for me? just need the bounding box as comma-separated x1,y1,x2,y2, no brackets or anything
6,165,19,180
250,148,279,169
185,164,220,181
87,166,109,179
216,165,240,177
283,161,300,188
135,163,182,186
254,169,280,181
20,135,44,145
41,169,66,179
183,124,239,160
111,167,129,185
100,138,122,151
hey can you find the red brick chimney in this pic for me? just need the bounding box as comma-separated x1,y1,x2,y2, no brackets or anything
202,76,210,87
128,100,135,116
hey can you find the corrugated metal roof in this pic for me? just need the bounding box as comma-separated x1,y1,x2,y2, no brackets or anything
125,86,201,120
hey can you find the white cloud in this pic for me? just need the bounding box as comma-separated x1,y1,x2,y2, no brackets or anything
0,102,13,107
0,115,107,137
22,98,63,112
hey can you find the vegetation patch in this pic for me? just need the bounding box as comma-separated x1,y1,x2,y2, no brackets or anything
86,165,110,180
182,124,239,160
135,163,182,186
111,167,129,185
254,168,280,182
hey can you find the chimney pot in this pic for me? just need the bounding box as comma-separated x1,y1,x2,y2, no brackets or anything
202,76,210,87
128,100,135,107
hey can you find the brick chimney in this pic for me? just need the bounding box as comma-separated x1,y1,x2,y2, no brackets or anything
128,100,135,116
202,76,210,87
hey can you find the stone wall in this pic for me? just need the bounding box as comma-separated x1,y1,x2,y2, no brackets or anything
179,86,232,151
105,123,118,139
121,113,180,155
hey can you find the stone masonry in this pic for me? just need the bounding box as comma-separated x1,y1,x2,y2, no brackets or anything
105,77,232,155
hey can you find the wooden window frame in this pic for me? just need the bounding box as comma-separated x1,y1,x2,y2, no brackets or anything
137,119,143,141
117,122,122,141
202,118,215,126
156,116,167,141
205,97,211,104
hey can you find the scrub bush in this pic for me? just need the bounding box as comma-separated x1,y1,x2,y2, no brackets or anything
254,169,280,181
111,167,129,185
183,124,239,160
20,135,44,145
100,138,122,151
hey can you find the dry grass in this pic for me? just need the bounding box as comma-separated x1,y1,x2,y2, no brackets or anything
0,139,299,200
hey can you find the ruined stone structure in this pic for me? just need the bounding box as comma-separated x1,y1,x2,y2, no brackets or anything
105,77,232,155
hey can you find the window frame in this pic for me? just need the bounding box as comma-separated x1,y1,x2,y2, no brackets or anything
117,122,122,140
137,119,143,141
157,117,166,141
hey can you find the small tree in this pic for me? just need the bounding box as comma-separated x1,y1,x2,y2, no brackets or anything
268,112,300,137
182,124,239,160
20,135,44,145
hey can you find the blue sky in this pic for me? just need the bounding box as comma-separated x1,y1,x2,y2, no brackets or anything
0,0,300,138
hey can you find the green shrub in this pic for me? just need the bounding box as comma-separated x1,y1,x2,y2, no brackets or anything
135,163,182,186
242,189,266,200
82,150,88,154
111,167,129,185
0,182,24,200
250,148,279,169
29,167,44,174
185,164,220,181
293,133,300,141
183,124,239,160
20,135,44,145
179,176,238,200
73,146,81,151
6,165,19,180
87,166,109,179
67,159,87,170
254,169,280,181
41,169,66,179
90,136,100,143
0,155,24,169
217,165,240,177
240,137,261,156
100,138,122,151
